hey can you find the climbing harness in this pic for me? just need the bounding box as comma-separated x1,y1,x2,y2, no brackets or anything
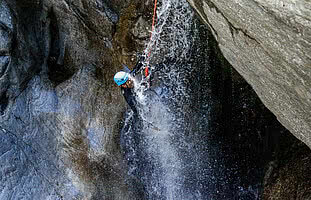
144,0,158,78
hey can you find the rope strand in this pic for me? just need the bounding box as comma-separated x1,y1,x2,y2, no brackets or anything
145,0,158,78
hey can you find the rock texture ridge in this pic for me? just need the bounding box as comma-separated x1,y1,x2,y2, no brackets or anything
0,0,153,199
187,0,311,148
1,0,310,199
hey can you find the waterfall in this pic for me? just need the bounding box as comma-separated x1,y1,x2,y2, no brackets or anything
120,0,244,199
121,0,209,199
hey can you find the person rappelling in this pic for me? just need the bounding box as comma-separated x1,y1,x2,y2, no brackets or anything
114,57,164,132
114,0,158,115
113,57,147,114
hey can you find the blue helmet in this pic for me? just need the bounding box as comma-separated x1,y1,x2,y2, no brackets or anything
114,71,129,86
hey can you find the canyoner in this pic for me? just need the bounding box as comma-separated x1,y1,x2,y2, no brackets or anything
113,0,159,113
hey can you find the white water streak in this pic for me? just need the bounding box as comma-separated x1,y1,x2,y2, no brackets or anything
135,0,197,199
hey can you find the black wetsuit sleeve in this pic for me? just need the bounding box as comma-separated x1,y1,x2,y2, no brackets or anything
121,88,138,114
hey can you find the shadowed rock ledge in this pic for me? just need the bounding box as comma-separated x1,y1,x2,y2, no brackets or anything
187,0,311,149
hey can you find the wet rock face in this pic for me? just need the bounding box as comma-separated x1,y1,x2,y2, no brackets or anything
0,2,11,115
187,0,311,149
0,0,152,199
263,138,311,199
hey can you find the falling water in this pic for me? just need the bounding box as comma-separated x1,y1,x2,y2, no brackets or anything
120,0,254,199
121,0,209,199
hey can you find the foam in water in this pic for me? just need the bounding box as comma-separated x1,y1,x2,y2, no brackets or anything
121,0,263,198
122,0,263,199
122,0,202,199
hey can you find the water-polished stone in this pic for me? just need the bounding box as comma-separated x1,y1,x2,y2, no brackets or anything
0,0,150,199
187,0,311,149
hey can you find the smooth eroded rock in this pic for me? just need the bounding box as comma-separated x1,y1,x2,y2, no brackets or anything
187,0,311,149
0,0,152,199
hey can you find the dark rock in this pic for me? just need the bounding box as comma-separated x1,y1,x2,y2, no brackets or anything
187,0,311,149
2,0,309,198
0,0,151,199
187,0,311,198
263,136,311,200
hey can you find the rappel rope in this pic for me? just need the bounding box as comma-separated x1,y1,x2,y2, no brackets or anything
144,0,158,78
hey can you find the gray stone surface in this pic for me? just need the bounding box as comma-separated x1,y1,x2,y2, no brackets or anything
2,0,309,198
0,0,150,199
187,0,311,148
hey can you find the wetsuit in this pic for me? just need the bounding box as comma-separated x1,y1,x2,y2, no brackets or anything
121,87,138,113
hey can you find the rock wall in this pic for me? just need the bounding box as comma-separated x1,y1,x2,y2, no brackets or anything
206,27,311,199
187,1,311,198
0,0,152,199
263,136,311,200
187,0,311,149
1,0,310,199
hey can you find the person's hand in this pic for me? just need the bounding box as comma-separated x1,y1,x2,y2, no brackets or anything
120,79,134,88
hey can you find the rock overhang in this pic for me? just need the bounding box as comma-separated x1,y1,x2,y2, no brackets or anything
187,0,311,149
